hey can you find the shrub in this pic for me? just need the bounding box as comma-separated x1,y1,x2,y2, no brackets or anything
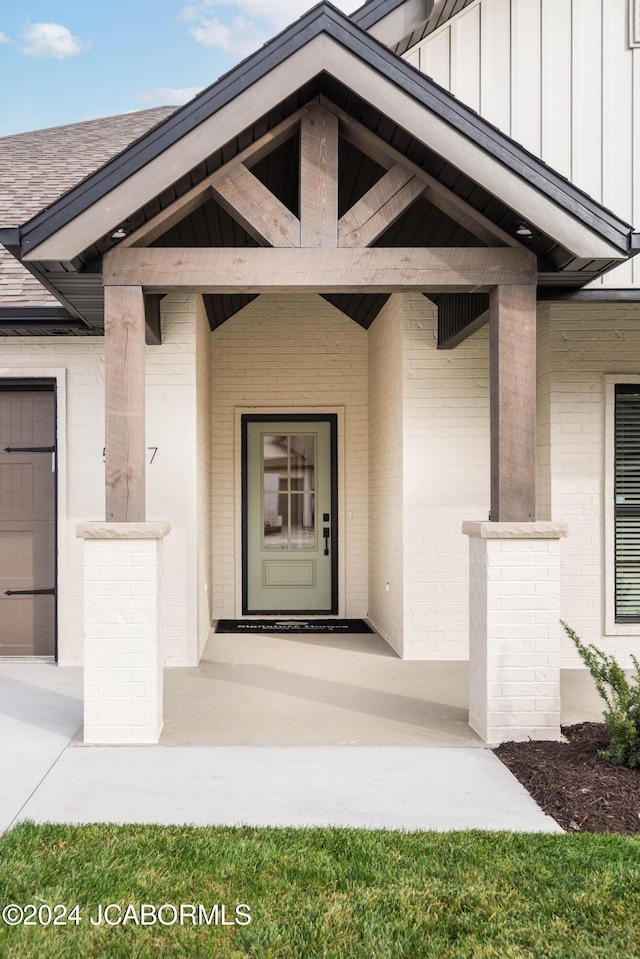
561,620,640,768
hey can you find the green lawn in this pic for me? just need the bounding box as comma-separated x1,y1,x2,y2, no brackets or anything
0,823,639,958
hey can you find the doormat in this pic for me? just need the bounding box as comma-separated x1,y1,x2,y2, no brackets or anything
216,619,374,634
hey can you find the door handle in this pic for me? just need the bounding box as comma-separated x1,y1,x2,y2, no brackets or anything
5,588,56,596
3,447,55,453
323,527,330,556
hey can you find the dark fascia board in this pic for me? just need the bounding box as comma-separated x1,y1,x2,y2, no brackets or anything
537,289,640,303
0,306,91,333
18,1,635,257
0,306,77,321
0,228,20,247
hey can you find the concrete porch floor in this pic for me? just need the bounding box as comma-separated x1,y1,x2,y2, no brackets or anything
161,628,605,747
0,636,606,833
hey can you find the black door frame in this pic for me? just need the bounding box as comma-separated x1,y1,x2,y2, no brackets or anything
241,413,338,615
0,378,58,659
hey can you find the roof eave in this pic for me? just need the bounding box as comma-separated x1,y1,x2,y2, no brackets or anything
16,2,635,266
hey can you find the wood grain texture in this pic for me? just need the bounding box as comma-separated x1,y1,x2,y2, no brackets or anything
104,285,146,522
122,103,314,249
489,284,537,522
330,102,518,248
24,38,327,261
211,163,301,247
103,246,537,293
338,164,425,247
300,105,339,248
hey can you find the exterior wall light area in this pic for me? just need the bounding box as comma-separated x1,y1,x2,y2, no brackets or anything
515,223,534,238
110,225,129,240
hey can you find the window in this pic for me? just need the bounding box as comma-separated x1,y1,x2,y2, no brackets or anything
614,386,640,621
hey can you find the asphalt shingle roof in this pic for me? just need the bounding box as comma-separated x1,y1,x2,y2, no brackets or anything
0,106,176,307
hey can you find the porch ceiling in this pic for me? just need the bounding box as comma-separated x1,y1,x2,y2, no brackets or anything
5,3,637,335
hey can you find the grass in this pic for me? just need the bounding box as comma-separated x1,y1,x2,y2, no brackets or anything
0,823,639,958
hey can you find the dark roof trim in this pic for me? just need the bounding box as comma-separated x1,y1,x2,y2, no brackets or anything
19,2,634,258
0,228,20,246
0,305,94,335
537,289,640,303
0,306,77,322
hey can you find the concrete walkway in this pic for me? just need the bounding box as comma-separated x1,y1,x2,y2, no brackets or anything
0,644,599,832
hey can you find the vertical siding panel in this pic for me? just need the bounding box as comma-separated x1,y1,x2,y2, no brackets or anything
420,27,451,89
450,5,481,112
541,0,572,179
511,0,542,154
602,0,634,286
479,0,512,133
404,49,420,69
572,0,603,202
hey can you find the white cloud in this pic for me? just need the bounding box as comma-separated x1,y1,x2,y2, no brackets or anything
190,15,267,57
183,0,359,57
137,86,203,106
20,22,89,60
0,32,10,44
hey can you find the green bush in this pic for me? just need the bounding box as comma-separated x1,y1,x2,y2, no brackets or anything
561,620,640,767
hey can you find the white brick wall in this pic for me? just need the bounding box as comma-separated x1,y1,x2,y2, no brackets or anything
401,294,490,660
368,294,404,652
542,302,640,666
146,296,199,666
466,525,563,742
210,294,369,619
195,296,213,654
81,529,166,744
368,293,491,660
6,291,640,672
0,294,202,666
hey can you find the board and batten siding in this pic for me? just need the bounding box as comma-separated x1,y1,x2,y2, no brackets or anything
404,0,639,287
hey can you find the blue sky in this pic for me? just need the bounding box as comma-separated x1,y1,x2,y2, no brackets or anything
0,0,360,137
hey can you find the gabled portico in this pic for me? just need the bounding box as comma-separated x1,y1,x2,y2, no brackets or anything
12,4,636,744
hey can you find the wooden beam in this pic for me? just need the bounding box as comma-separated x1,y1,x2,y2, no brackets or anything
490,284,537,522
321,97,519,249
103,246,537,293
121,102,315,249
338,164,425,247
104,285,146,522
300,105,339,247
144,293,163,345
211,164,300,247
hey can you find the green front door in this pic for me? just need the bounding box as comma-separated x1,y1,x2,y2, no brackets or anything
243,416,336,613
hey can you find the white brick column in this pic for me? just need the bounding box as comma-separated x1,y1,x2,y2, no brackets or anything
462,521,567,743
77,521,170,744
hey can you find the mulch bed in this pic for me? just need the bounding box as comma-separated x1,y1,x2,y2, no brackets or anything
494,723,640,834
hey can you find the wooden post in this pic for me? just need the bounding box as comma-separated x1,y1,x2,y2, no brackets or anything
104,284,146,522
300,105,339,248
489,284,537,522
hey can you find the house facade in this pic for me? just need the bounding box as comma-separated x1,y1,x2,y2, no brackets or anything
1,0,639,744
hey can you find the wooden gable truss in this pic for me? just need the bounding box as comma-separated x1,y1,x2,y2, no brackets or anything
100,100,537,529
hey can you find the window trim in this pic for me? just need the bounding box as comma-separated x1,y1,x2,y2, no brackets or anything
605,375,640,635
